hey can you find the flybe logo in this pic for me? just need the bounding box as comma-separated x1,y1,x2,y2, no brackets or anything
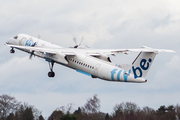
110,69,131,81
25,39,33,46
132,58,152,79
25,39,36,47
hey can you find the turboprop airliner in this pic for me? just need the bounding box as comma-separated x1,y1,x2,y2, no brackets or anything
5,34,175,83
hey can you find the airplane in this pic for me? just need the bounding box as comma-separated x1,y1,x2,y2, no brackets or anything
5,34,175,83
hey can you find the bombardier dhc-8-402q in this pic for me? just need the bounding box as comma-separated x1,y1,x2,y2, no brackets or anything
5,34,175,83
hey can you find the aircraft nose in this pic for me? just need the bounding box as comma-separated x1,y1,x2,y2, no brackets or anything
6,38,10,44
6,37,13,44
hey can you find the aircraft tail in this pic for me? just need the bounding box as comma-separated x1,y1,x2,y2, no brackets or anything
132,52,156,79
131,46,175,79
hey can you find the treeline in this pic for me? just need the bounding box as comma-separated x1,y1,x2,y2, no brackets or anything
0,94,180,120
0,94,42,120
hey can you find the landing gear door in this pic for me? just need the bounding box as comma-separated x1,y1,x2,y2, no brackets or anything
94,64,101,77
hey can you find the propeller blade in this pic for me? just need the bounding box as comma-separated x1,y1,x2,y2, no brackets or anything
73,37,77,45
29,51,34,59
29,55,33,59
79,36,84,46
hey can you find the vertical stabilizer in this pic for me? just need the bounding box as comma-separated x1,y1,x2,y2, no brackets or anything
132,52,157,79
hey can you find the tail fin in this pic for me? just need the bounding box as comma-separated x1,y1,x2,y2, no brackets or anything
132,52,156,79
131,46,175,79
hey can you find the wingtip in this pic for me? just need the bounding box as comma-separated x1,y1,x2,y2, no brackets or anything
162,49,176,53
171,50,176,53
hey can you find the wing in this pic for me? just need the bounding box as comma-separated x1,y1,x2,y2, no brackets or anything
6,44,75,64
6,44,175,64
82,46,175,56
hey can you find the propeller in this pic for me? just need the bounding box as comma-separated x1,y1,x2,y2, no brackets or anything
73,37,84,48
29,51,34,59
29,37,36,59
79,36,84,46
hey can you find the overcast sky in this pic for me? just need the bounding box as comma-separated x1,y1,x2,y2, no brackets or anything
1,0,180,118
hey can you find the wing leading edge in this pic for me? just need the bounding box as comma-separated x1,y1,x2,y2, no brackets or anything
6,44,75,64
84,46,175,56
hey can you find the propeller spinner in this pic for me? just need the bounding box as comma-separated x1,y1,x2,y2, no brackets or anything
73,37,84,48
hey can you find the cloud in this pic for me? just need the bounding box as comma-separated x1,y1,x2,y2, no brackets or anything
166,55,180,70
144,54,180,90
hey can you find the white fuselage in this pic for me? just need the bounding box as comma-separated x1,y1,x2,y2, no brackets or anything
7,34,147,83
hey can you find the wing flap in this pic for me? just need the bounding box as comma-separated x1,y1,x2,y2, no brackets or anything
85,49,129,56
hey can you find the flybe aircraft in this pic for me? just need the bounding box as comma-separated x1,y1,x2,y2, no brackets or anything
5,34,175,83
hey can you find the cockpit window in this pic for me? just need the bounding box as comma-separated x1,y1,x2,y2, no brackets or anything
14,35,18,39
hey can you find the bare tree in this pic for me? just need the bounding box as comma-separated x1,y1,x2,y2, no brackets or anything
66,103,75,114
56,103,75,114
112,102,140,120
81,94,103,120
112,102,125,119
0,94,21,119
141,106,156,120
82,94,100,114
